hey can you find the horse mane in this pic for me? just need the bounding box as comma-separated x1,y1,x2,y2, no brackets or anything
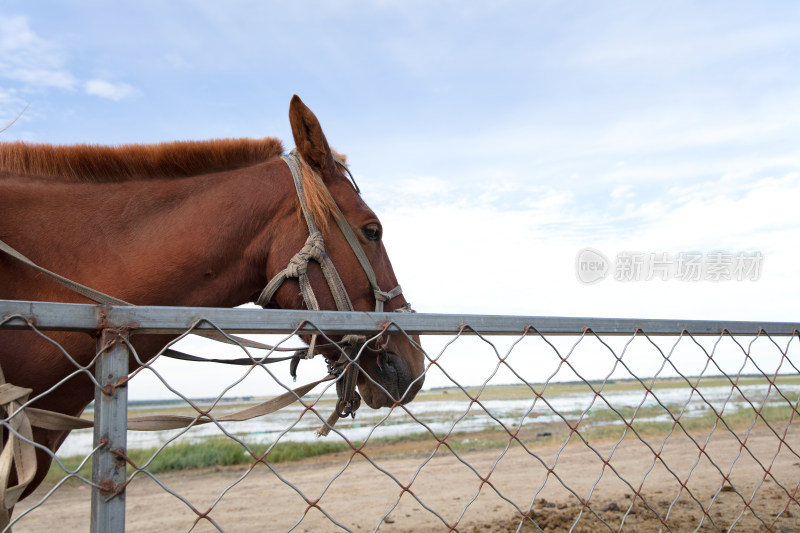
0,138,284,182
295,150,353,232
0,137,350,233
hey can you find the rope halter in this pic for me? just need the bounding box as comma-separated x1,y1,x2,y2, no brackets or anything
255,150,407,425
256,150,403,315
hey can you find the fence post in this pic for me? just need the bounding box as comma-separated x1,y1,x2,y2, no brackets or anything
91,327,129,533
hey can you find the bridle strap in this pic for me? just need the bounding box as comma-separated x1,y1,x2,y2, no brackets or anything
328,153,401,312
327,198,400,312
256,150,403,314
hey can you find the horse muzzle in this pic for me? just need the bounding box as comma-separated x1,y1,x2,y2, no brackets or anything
358,343,424,408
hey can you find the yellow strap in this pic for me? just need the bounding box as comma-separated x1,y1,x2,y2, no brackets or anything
17,376,334,433
125,375,333,431
0,372,37,529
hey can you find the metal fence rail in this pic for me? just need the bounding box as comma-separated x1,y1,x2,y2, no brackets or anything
3,300,798,336
1,300,798,532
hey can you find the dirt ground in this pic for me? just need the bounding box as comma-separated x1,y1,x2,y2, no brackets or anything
12,428,800,532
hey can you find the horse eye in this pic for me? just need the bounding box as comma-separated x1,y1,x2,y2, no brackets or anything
363,223,381,242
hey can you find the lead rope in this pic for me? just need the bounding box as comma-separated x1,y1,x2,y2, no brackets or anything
316,339,363,438
0,240,278,358
0,366,36,531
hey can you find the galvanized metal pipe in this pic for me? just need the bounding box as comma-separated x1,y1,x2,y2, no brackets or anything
90,328,128,533
0,300,797,336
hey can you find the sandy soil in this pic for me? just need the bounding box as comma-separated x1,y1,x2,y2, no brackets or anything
12,428,800,532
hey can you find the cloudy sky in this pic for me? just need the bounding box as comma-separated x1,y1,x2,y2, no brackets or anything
2,2,799,398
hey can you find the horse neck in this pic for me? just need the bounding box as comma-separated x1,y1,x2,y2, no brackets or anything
0,159,293,308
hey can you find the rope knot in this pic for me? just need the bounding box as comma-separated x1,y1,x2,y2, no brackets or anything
285,232,325,278
0,383,32,407
0,377,36,526
374,290,391,302
374,285,402,305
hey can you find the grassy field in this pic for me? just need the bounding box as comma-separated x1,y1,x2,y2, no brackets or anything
46,438,349,484
47,375,799,484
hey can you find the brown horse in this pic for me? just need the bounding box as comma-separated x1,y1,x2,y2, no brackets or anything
0,95,425,498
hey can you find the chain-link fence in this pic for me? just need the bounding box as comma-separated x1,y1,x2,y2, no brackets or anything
1,300,798,532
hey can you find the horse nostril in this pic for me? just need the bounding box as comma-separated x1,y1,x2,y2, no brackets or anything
381,354,400,401
376,351,398,380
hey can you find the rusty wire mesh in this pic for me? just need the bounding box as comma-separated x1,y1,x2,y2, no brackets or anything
2,306,799,532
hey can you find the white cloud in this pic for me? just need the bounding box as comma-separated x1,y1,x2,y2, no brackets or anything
84,79,140,101
610,185,634,200
0,15,76,90
572,20,796,77
0,15,139,104
0,88,27,125
522,188,574,212
377,169,800,324
395,175,452,198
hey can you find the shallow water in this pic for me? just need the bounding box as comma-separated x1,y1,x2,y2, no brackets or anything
56,382,798,457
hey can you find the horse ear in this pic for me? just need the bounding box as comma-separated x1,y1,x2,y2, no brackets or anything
289,95,334,174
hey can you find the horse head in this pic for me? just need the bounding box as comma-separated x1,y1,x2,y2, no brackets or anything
262,95,425,409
